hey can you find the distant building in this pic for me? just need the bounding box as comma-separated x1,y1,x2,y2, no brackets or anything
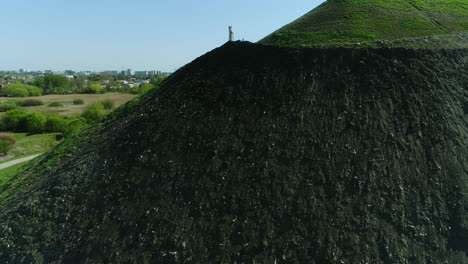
103,71,119,76
78,71,92,76
134,71,148,77
126,69,133,76
0,80,14,88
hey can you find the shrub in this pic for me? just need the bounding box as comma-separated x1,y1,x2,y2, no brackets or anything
128,88,139,94
45,116,68,133
139,83,154,94
73,99,84,105
18,113,46,133
0,83,42,97
81,102,105,121
20,99,44,107
1,84,29,97
48,102,63,107
0,140,13,156
12,100,24,106
25,85,43,96
0,102,17,112
100,100,115,110
84,82,106,94
1,110,26,131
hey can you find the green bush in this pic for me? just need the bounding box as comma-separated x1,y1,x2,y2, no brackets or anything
0,140,13,156
18,113,46,133
0,83,42,97
1,84,28,97
1,110,26,131
25,85,43,96
84,82,106,94
139,83,154,94
81,102,105,121
20,99,43,107
0,102,17,112
100,100,115,110
73,99,84,105
0,136,15,156
45,116,68,133
48,102,63,107
128,88,139,94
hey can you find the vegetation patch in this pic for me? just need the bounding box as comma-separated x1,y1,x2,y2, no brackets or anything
0,83,42,97
0,136,16,156
47,102,63,107
260,0,468,47
83,82,106,94
73,99,85,105
0,102,17,112
100,99,115,110
81,102,106,121
0,140,14,156
19,99,44,107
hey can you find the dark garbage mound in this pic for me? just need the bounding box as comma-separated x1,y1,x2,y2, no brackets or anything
0,42,467,263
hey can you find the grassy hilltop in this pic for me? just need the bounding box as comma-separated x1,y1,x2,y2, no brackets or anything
260,0,468,47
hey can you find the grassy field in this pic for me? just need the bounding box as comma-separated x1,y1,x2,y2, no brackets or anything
0,93,136,162
0,133,60,162
0,93,136,117
259,0,468,47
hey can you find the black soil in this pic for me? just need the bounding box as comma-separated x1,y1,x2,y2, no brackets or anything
0,42,467,263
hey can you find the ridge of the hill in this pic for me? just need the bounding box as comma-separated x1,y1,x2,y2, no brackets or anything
259,0,468,47
0,42,467,263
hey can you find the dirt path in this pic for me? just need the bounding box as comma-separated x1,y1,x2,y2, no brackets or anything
0,154,42,170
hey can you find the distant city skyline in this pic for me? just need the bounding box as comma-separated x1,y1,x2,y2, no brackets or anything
1,1,324,72
1,69,172,74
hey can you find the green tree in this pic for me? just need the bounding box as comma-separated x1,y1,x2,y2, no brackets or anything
1,84,28,97
34,74,70,94
70,76,86,93
1,110,26,131
19,113,46,133
25,85,42,96
45,116,68,133
0,83,42,97
84,82,106,94
33,76,45,88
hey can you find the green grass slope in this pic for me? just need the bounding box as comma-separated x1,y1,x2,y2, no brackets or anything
259,0,468,47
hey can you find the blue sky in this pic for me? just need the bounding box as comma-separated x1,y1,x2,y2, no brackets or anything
1,0,324,72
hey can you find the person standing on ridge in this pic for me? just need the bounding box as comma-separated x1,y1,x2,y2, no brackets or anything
229,26,234,41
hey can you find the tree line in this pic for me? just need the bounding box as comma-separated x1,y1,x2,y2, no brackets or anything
0,74,166,97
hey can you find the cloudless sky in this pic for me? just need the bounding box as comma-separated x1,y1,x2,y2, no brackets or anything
1,0,325,72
